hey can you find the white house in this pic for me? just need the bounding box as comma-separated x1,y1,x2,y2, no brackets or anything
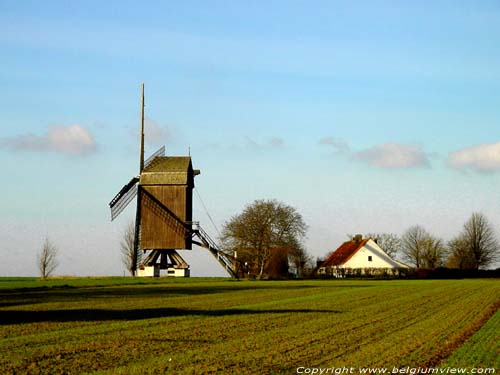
317,236,410,277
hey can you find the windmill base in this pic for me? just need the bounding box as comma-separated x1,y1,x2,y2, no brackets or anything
137,249,190,278
138,266,160,277
137,266,190,277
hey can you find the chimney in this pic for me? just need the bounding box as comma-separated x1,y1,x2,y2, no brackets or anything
353,234,363,242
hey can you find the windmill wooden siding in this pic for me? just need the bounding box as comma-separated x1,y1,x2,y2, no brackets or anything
139,157,196,250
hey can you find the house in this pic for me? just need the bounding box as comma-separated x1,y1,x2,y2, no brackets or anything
317,235,410,278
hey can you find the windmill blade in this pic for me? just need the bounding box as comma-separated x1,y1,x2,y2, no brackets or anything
109,176,139,220
144,145,165,169
110,184,138,220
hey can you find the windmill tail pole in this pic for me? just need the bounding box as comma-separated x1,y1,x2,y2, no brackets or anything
133,82,145,276
139,82,145,172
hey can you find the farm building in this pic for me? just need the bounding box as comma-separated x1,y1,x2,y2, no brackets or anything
317,235,410,278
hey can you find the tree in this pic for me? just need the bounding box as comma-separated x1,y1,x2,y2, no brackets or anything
37,237,59,279
448,213,499,270
221,199,308,278
401,226,428,268
288,243,312,278
401,226,446,268
447,236,475,269
421,236,446,269
121,221,141,276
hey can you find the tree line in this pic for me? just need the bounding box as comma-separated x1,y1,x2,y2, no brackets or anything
36,199,498,279
399,212,499,270
219,200,499,278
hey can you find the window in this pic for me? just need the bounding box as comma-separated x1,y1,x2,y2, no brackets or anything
368,256,373,262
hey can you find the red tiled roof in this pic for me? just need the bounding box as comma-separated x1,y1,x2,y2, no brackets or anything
321,239,370,267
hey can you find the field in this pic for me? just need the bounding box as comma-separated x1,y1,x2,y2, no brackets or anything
0,278,498,374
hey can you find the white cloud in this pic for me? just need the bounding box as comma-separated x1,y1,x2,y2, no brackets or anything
318,137,350,153
0,133,47,151
447,142,500,173
245,136,285,150
48,125,96,155
0,125,96,156
353,142,430,169
270,137,285,148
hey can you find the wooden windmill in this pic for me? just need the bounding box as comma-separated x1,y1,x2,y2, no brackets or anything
109,84,237,277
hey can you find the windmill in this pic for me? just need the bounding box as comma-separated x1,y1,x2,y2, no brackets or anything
109,84,237,277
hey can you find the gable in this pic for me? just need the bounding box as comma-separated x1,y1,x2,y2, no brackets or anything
343,239,409,269
321,239,370,267
321,238,410,269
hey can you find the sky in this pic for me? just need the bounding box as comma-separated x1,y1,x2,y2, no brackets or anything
1,0,500,276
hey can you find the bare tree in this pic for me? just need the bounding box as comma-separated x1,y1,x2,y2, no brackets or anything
121,221,141,276
447,236,475,269
401,226,447,269
401,226,428,268
287,241,312,278
221,199,308,279
421,236,447,269
37,237,59,279
448,213,499,270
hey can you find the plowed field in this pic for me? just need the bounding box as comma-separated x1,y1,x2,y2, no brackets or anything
0,278,498,374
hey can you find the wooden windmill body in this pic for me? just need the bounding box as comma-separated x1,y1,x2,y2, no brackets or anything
140,157,195,250
109,84,237,278
135,156,199,277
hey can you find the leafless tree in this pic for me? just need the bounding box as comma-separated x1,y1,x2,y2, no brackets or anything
401,226,446,268
401,226,428,268
287,241,312,278
221,199,308,279
421,236,447,269
447,236,475,269
121,221,141,276
37,237,59,279
448,212,499,270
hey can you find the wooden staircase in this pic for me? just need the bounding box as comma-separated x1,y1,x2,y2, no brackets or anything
190,222,238,278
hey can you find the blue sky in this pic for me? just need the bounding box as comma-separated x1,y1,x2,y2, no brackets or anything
1,1,500,276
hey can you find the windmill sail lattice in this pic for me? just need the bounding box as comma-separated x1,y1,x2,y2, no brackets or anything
109,146,165,221
109,176,139,220
144,145,165,169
